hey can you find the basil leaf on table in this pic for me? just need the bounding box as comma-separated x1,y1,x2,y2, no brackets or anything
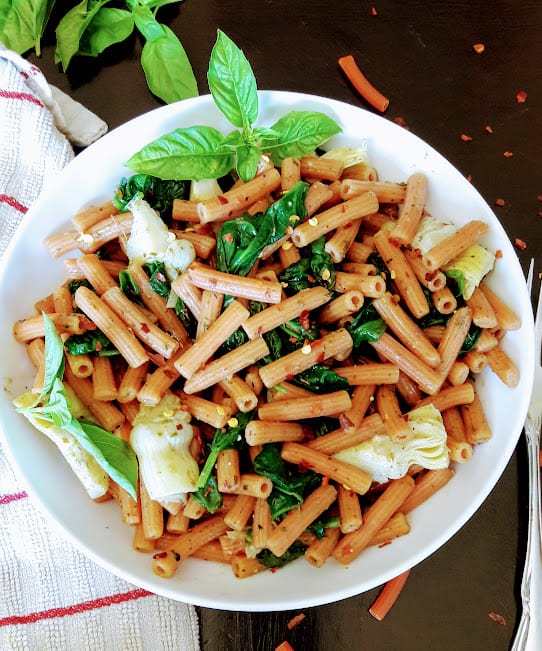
208,29,258,130
126,125,235,180
55,0,109,70
0,0,56,55
140,23,198,103
78,7,135,57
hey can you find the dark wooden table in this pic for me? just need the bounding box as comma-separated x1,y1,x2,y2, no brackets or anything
31,1,541,649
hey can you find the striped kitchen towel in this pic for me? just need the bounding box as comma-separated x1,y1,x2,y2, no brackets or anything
0,45,200,651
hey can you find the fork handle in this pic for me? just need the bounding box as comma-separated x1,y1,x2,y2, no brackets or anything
511,424,542,651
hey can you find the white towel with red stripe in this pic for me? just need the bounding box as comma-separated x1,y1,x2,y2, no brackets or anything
0,45,200,651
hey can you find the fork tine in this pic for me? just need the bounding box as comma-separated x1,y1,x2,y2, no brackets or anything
534,265,542,357
526,258,534,293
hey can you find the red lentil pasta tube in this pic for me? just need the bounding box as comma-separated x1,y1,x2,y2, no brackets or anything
13,135,524,585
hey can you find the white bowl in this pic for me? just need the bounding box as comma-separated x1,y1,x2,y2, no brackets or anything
0,91,534,611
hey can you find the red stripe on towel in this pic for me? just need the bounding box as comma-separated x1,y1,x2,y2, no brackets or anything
0,491,28,505
0,588,153,626
0,89,42,106
0,194,28,214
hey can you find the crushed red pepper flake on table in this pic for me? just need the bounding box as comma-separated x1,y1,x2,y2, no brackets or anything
485,125,493,134
495,198,506,206
472,43,485,54
394,116,409,129
370,6,378,16
514,238,527,251
287,613,306,629
488,612,507,626
503,151,513,158
516,90,527,103
460,133,472,142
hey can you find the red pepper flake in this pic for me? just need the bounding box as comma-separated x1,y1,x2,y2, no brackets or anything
287,613,306,630
485,125,493,134
495,198,506,206
176,423,184,430
140,322,150,333
299,310,310,330
394,116,409,130
466,174,473,183
488,612,506,626
538,212,542,219
537,195,542,202
285,373,294,381
370,6,378,16
514,238,527,251
339,413,354,430
503,151,513,158
495,249,503,259
472,43,485,54
153,552,168,559
217,195,229,205
516,90,527,103
460,133,473,142
223,232,234,243
155,272,166,282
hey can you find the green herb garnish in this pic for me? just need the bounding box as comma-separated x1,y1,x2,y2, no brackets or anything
126,30,342,182
16,313,138,499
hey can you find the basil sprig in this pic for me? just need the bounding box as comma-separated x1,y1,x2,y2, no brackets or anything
16,313,138,499
126,30,342,182
0,0,198,104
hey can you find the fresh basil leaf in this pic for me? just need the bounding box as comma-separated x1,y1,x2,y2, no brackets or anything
55,0,109,70
0,0,56,55
78,7,134,57
208,29,258,130
42,312,65,398
126,125,234,181
235,143,262,183
267,110,342,166
130,2,163,41
77,419,138,499
0,3,10,33
140,0,185,10
140,23,198,103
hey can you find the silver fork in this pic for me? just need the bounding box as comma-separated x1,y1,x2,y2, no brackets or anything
511,258,542,651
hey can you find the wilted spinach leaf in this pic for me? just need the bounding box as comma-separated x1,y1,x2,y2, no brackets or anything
279,236,335,296
113,173,189,218
256,540,307,568
253,443,321,520
216,181,309,276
